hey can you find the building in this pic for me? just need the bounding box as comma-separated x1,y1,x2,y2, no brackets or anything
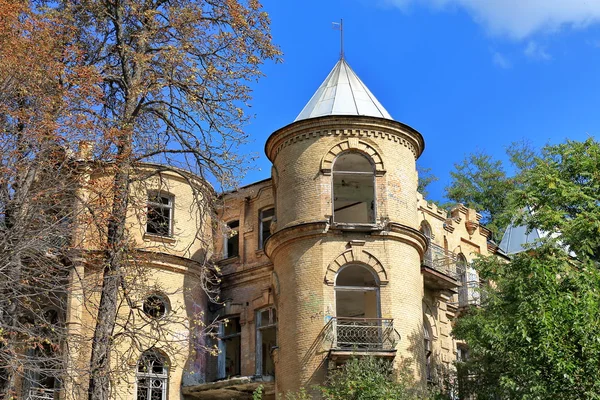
20,57,500,400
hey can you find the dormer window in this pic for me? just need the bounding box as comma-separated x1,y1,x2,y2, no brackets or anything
147,192,173,236
333,152,375,224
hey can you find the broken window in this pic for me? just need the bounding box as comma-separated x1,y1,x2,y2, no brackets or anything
332,152,375,224
218,317,241,379
136,351,168,400
259,208,274,249
147,192,173,236
256,307,277,377
225,220,239,258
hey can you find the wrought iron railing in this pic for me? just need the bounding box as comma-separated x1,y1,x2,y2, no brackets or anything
422,242,463,280
325,317,399,351
26,388,59,400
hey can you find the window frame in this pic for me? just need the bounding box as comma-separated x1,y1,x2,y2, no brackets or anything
331,152,377,226
142,293,171,320
217,316,242,379
255,307,277,377
136,351,169,400
258,208,274,250
146,191,174,237
224,220,240,259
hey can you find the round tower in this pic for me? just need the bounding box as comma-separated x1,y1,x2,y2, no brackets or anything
264,58,427,394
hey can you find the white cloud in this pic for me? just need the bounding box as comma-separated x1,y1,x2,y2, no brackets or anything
384,0,600,39
492,52,511,69
524,41,552,60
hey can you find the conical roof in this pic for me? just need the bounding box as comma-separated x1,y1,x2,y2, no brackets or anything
295,58,393,122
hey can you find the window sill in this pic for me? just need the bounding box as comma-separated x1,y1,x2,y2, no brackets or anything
330,223,382,232
219,255,240,265
143,233,176,244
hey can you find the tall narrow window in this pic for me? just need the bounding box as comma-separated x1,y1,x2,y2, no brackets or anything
136,351,168,400
218,317,241,379
424,319,433,382
147,193,173,236
332,152,375,224
458,254,480,306
225,220,239,258
420,221,433,267
259,208,274,249
256,307,277,377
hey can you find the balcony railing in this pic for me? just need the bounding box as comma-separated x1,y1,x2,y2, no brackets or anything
324,317,399,351
26,388,59,400
422,242,463,281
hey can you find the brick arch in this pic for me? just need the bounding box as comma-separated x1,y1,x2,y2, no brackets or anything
324,249,388,286
321,139,385,175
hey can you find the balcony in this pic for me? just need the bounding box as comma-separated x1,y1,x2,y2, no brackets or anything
26,388,59,400
324,317,400,361
422,242,463,290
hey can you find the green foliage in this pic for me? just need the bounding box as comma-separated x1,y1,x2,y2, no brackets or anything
453,139,600,399
252,384,263,400
282,357,438,400
444,140,537,239
417,164,439,199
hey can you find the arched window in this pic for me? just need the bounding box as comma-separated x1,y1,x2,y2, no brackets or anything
137,351,169,400
335,264,381,349
332,152,375,224
458,254,480,307
420,221,433,266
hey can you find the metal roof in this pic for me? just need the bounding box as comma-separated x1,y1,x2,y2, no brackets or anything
499,207,547,255
295,58,393,122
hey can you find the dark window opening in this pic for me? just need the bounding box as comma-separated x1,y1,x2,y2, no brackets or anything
256,308,277,376
333,153,375,224
147,193,173,236
218,317,241,379
226,221,239,258
143,295,169,319
259,208,274,249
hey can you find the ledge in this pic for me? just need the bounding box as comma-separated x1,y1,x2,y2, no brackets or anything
182,377,275,400
143,233,176,244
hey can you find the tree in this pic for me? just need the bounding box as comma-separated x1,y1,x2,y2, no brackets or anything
417,164,439,199
453,138,600,399
1,0,280,399
444,140,536,239
0,1,100,397
55,1,280,399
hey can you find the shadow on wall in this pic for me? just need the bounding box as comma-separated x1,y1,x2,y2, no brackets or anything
405,328,456,395
182,248,212,387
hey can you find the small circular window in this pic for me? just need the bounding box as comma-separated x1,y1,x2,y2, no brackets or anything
142,294,169,319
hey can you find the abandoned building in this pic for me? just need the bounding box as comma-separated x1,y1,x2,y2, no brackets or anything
20,56,509,400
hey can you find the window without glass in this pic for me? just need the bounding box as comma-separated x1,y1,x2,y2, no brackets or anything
147,193,173,236
259,208,274,249
256,307,277,377
143,294,169,319
218,317,241,379
136,351,168,400
225,220,240,258
332,152,375,224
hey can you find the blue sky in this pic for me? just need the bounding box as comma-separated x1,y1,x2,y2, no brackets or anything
238,0,600,202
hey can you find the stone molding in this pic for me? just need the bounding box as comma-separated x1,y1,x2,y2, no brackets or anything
320,139,385,176
265,115,425,162
324,248,388,286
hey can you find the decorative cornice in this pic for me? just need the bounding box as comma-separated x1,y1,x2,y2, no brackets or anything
264,115,425,163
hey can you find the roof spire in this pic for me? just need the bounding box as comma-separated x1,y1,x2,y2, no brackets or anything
332,19,344,59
